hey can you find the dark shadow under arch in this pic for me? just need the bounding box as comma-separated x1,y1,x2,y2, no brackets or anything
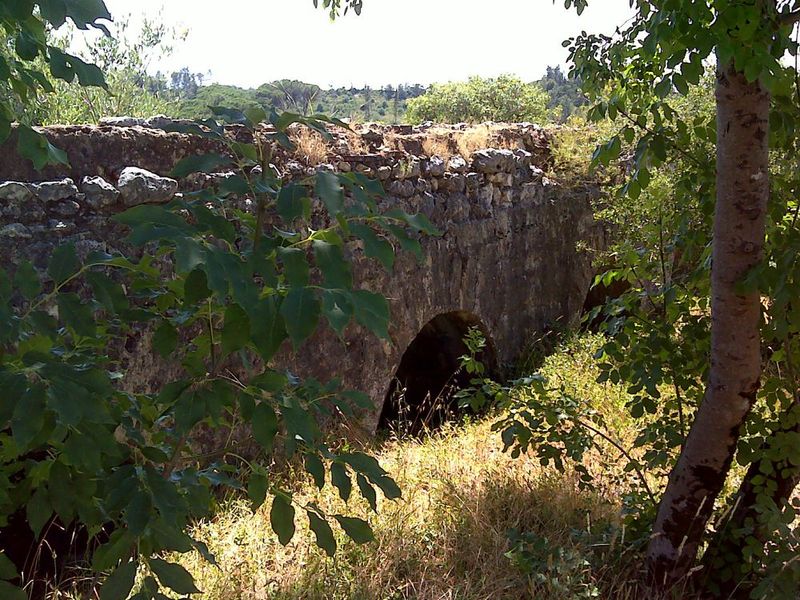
378,311,498,436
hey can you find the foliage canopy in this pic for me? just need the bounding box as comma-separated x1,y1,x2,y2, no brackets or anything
405,75,553,125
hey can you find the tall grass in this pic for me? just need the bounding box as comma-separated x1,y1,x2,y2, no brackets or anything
175,334,643,599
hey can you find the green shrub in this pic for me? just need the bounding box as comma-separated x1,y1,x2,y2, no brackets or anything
405,75,553,124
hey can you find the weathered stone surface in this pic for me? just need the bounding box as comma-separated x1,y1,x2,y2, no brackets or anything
488,172,513,187
0,124,229,181
31,178,79,203
52,200,81,216
427,155,446,177
117,167,178,206
513,149,533,170
471,148,516,174
0,223,32,239
0,182,32,202
99,116,146,127
82,176,120,209
0,122,604,433
447,155,468,174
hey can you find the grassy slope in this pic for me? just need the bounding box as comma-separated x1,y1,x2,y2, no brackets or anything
176,334,643,600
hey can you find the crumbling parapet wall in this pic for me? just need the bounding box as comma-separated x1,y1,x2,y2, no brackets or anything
0,121,602,429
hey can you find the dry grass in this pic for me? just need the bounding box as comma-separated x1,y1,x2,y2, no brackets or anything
173,334,645,600
178,425,638,600
454,124,494,159
418,125,526,161
292,129,329,164
421,135,457,160
344,130,369,155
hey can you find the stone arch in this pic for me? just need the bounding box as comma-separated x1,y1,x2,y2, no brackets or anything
378,311,498,435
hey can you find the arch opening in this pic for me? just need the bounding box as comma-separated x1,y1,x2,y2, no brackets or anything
378,311,498,436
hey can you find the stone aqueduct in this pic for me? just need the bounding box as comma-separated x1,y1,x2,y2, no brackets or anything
0,121,603,430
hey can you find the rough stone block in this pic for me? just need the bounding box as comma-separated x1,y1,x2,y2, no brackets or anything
82,176,120,209
471,149,515,174
31,178,79,203
0,181,32,202
427,155,446,177
447,155,468,173
117,167,178,206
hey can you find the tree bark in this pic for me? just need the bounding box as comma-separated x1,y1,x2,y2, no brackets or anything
646,62,771,592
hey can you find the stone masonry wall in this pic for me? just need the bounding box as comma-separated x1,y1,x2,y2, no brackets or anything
0,121,602,429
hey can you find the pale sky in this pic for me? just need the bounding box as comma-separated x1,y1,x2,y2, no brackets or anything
101,0,634,89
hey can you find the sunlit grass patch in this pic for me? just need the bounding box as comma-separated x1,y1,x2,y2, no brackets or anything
175,333,643,599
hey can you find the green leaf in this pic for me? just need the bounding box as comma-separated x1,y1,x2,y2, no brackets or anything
356,473,377,512
170,153,232,179
321,290,353,336
17,125,69,170
350,224,394,272
62,0,112,29
210,106,247,124
278,247,309,287
304,453,325,489
184,268,212,305
280,287,320,349
92,530,136,572
27,486,52,538
0,581,27,600
252,402,279,451
252,370,288,392
149,559,200,595
14,260,41,299
12,384,46,451
0,371,28,423
48,243,80,284
124,491,151,537
351,290,389,339
86,272,128,314
387,209,440,235
57,293,96,337
50,49,106,87
277,183,310,223
307,510,336,556
672,72,688,96
222,303,250,355
334,515,374,544
270,494,296,545
0,552,18,580
244,106,267,126
385,224,422,261
330,462,352,502
373,475,402,501
283,397,320,445
250,296,287,362
39,0,68,27
315,171,344,216
313,240,352,289
152,322,178,358
100,560,138,600
247,472,268,511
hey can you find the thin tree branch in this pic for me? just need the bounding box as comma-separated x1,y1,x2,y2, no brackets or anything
780,10,800,27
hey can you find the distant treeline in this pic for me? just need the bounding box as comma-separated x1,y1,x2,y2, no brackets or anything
150,66,586,124
157,72,429,123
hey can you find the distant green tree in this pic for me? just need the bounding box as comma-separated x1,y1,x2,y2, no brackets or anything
23,14,182,125
256,79,321,115
405,75,553,124
176,83,261,120
537,65,586,122
169,67,205,100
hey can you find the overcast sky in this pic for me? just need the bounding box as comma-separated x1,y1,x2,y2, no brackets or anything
101,0,633,89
